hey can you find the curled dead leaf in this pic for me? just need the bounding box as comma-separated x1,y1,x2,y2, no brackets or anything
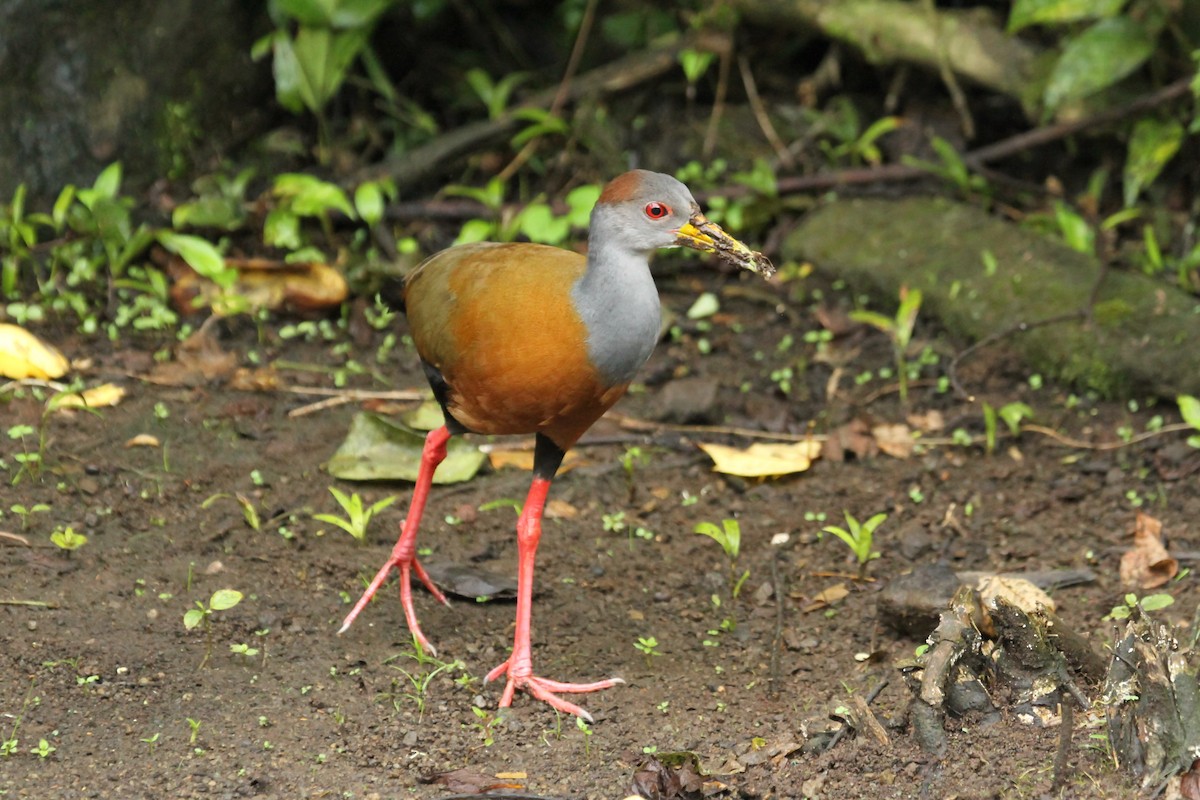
487,448,583,474
698,440,822,478
1119,512,1178,589
804,582,849,612
168,255,348,314
0,323,69,379
125,433,161,448
872,423,914,458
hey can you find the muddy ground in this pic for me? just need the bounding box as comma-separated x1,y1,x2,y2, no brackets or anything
2,265,1196,799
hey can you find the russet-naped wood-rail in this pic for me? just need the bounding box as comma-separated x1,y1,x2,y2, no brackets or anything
340,169,773,720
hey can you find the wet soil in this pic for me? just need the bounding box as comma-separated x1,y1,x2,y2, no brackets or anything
2,268,1196,799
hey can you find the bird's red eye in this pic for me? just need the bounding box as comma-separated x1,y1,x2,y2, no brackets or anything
644,202,670,220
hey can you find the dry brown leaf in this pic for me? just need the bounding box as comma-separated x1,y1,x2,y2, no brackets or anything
907,409,945,432
53,383,126,410
228,366,282,392
977,575,1056,615
0,323,69,379
804,582,849,612
146,327,237,386
1119,512,1178,589
698,441,821,478
169,256,348,314
545,499,578,519
822,418,877,463
872,423,914,458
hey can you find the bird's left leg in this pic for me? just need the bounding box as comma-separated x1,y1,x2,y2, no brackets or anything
485,435,623,721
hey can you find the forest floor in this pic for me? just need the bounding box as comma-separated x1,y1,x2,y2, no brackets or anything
2,263,1195,799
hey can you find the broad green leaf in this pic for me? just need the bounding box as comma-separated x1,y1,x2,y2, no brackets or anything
1179,395,1200,430
92,163,123,198
157,232,232,287
516,204,569,245
565,185,601,228
1008,0,1125,33
1123,117,1184,207
686,292,720,320
326,412,485,483
209,589,244,611
270,32,306,113
274,0,336,26
1139,594,1175,612
1044,18,1154,113
264,208,302,250
183,608,205,630
274,173,355,219
354,182,386,226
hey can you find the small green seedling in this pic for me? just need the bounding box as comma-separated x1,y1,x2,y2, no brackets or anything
141,732,160,754
50,525,87,552
634,636,662,668
186,717,201,745
1179,395,1200,448
848,287,922,406
621,445,649,503
982,401,1034,455
313,487,396,543
471,707,497,747
821,511,887,578
382,638,465,718
694,519,750,628
230,642,259,658
184,589,244,668
9,503,50,528
1105,592,1174,621
31,738,55,759
576,716,594,757
201,492,261,531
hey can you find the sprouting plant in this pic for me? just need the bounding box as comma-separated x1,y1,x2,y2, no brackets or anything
313,487,396,543
1105,592,1174,621
678,47,715,101
634,636,662,668
1179,395,1200,448
849,287,922,406
821,511,887,579
50,526,88,553
0,679,35,757
576,716,594,757
602,511,626,533
902,136,989,198
10,503,50,528
201,492,261,531
184,589,244,668
381,638,465,718
230,642,260,658
982,401,1035,454
621,445,649,503
140,732,160,754
694,519,750,628
30,738,55,759
470,707,497,747
186,717,202,745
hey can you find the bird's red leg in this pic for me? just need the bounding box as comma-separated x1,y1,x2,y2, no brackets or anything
338,425,451,654
485,475,623,721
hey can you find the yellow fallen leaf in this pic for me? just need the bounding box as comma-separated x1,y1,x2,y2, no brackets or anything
804,582,849,612
0,323,69,379
698,441,822,478
125,433,161,448
52,383,126,410
545,499,578,519
487,449,583,474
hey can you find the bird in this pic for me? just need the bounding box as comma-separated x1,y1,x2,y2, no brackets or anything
339,169,774,720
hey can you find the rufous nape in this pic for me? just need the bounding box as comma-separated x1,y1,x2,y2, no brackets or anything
340,169,774,720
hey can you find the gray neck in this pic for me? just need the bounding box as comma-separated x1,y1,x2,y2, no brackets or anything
571,210,662,386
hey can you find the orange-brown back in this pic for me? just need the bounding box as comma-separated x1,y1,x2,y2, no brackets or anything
405,242,628,450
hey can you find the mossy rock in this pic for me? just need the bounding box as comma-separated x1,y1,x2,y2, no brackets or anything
784,197,1200,399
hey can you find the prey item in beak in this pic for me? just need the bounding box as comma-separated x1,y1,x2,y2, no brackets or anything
675,214,775,278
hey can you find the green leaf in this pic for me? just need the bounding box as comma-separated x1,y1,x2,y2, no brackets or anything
1123,117,1184,207
183,608,205,630
92,163,123,198
274,173,356,219
1139,593,1175,612
1044,18,1155,113
264,208,302,250
565,185,601,229
326,412,486,483
998,402,1034,435
1178,395,1200,431
157,232,233,287
209,589,244,611
1008,0,1125,33
686,292,720,320
516,204,569,245
353,181,386,226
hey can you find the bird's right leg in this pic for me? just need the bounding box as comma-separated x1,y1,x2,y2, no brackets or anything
338,425,451,654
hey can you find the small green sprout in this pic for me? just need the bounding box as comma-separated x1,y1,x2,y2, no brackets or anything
1179,395,1200,448
184,589,244,668
471,707,497,747
849,287,922,406
187,717,201,745
141,732,160,754
1105,592,1174,621
50,526,87,552
9,503,50,528
576,716,594,756
201,492,261,531
31,738,55,759
230,642,259,658
821,511,887,578
634,636,662,667
313,487,396,543
694,519,750,627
